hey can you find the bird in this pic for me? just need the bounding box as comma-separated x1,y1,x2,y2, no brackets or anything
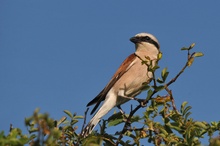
82,32,160,137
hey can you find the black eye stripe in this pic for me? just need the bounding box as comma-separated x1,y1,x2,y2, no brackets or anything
140,36,160,50
144,36,150,40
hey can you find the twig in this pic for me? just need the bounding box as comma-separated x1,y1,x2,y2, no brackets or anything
9,124,13,132
164,87,177,111
166,52,194,87
80,108,89,135
115,51,195,145
115,104,140,145
115,94,154,145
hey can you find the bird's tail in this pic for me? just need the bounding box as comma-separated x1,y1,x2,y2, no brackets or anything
82,95,116,137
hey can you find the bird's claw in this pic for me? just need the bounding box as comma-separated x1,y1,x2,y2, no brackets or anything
136,98,147,107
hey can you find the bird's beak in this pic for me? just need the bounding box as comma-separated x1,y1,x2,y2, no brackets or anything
130,37,140,44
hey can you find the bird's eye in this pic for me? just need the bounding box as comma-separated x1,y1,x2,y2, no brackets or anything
144,36,150,40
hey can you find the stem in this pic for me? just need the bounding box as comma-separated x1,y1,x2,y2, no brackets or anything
116,51,195,145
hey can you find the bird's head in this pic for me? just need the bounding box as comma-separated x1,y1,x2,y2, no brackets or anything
130,33,160,53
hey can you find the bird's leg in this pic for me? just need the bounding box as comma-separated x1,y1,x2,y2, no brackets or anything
126,96,147,107
118,90,147,107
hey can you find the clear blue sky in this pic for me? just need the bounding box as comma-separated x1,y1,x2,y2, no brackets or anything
1,1,220,145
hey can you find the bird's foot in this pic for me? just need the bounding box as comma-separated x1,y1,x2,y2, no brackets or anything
135,98,147,107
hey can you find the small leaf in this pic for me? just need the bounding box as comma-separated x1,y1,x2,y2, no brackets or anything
154,85,165,92
157,77,164,83
63,110,73,119
152,65,160,71
57,116,67,126
70,119,78,125
194,121,208,129
193,52,204,57
181,47,189,51
73,115,84,119
183,106,192,116
184,112,191,120
181,101,188,114
29,128,38,133
29,134,37,140
146,120,154,131
108,112,123,127
141,82,150,91
187,57,194,67
166,122,182,132
146,89,153,100
159,127,169,136
158,52,163,60
189,43,196,50
162,67,167,77
131,115,142,123
211,121,218,127
25,117,33,126
161,67,169,82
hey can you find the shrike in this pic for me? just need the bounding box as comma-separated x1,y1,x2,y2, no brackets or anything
82,32,160,137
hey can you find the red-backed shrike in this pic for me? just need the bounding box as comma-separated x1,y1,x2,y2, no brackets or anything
82,32,160,137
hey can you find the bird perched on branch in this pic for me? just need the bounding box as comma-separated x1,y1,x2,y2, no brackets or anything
82,32,160,137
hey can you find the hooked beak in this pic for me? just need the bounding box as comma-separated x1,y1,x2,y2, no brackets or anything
130,37,140,44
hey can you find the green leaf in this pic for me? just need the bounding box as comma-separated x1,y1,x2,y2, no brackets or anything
158,52,163,60
146,120,154,131
159,127,169,136
25,117,33,126
180,101,188,114
131,115,142,123
146,89,153,100
29,128,38,133
154,85,164,92
166,122,182,132
29,134,37,140
108,112,123,127
183,106,192,116
57,116,67,126
152,65,160,71
193,52,204,57
157,77,164,83
70,119,78,125
144,106,155,118
161,67,169,82
63,110,73,119
181,43,196,51
161,67,167,77
181,47,189,51
211,121,218,127
82,136,102,146
189,43,196,50
194,121,208,129
184,112,192,120
141,82,150,91
73,116,84,119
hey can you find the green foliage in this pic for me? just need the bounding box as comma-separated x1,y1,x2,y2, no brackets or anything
0,44,218,146
0,128,29,146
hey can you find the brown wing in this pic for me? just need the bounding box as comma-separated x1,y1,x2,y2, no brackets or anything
87,53,137,115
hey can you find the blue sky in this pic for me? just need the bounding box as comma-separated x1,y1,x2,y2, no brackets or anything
1,1,220,144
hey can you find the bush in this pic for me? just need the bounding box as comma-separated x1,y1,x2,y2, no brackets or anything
1,44,219,146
